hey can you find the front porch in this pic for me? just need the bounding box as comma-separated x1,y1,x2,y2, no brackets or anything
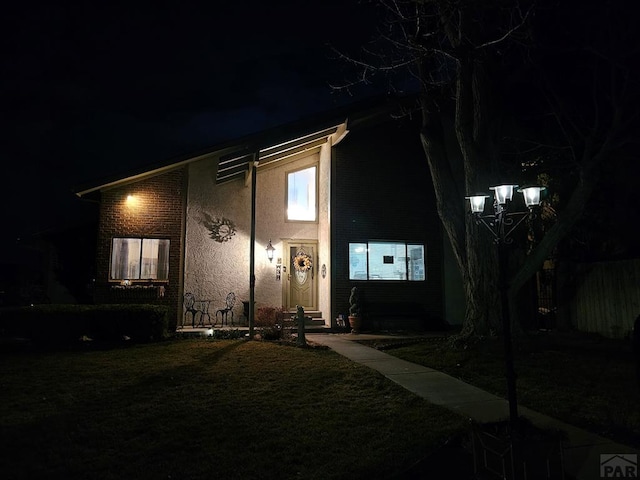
176,310,334,338
175,321,334,338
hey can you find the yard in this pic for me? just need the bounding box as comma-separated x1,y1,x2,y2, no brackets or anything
2,330,638,479
359,330,640,449
0,338,469,480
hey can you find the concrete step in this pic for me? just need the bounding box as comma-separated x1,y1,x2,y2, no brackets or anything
285,310,322,318
284,317,326,327
284,310,325,326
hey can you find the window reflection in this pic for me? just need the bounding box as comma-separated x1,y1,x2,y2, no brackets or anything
348,241,426,281
287,166,317,221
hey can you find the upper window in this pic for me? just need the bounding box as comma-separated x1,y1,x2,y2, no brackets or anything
110,238,170,281
349,241,426,281
286,165,317,221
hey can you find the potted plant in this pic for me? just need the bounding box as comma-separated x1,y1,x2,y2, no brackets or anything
348,286,362,334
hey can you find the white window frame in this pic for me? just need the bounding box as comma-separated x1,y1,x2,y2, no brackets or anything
110,237,170,282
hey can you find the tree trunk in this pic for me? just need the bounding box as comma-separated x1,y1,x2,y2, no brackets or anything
462,219,502,336
419,87,502,337
418,49,506,336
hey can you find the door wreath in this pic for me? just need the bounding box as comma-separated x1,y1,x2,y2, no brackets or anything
293,252,313,272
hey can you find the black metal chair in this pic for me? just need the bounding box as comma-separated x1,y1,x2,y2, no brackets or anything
184,293,198,327
216,292,236,326
194,299,212,327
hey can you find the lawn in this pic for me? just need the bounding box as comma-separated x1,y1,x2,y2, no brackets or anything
0,338,469,480
359,330,640,449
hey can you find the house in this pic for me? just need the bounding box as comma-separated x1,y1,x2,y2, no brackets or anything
74,96,464,332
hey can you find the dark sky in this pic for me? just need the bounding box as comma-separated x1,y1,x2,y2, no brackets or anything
1,1,380,241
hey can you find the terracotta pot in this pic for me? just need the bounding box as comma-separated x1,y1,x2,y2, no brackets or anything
348,315,362,334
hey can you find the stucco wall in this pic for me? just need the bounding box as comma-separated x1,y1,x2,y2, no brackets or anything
183,151,329,324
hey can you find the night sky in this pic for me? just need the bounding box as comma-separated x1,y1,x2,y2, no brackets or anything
1,1,380,243
3,1,638,261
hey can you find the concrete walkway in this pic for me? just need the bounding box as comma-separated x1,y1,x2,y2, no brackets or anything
307,333,638,480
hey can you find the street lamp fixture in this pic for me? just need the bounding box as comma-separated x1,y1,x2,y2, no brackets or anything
466,185,546,245
519,185,545,208
490,184,516,205
465,183,546,433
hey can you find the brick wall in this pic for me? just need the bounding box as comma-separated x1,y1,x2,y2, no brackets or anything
94,168,187,330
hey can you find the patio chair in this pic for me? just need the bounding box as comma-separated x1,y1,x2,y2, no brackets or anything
184,292,198,327
194,299,212,327
216,292,236,326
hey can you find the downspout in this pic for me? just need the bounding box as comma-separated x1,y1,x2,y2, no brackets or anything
248,154,258,339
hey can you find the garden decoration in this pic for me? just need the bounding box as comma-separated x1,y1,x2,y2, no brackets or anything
296,305,306,347
348,286,362,334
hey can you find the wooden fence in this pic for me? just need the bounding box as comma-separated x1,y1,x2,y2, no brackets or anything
570,258,640,339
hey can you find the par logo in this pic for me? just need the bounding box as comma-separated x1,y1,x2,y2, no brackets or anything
600,454,638,478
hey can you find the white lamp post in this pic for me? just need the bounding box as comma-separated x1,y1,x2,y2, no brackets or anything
465,184,546,433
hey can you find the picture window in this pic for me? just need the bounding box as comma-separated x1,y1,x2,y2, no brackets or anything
110,238,170,281
349,241,425,281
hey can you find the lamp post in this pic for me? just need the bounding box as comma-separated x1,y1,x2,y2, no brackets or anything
465,184,545,433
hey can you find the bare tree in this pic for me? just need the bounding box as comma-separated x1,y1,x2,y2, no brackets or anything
331,0,638,336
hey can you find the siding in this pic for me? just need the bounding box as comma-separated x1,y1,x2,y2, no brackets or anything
331,114,445,330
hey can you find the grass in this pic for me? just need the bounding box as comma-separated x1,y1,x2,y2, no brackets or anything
0,338,469,480
360,330,640,449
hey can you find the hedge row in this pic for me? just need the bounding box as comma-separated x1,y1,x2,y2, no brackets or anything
0,304,169,347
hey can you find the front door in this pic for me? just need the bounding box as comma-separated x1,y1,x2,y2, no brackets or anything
284,241,317,312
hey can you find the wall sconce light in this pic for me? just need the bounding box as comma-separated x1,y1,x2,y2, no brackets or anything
266,239,275,263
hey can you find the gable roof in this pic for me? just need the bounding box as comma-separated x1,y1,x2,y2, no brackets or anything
73,94,417,198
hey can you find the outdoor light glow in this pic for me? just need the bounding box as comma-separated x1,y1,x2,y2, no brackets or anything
125,194,139,207
490,184,518,205
465,181,549,434
266,239,275,262
466,194,489,214
518,186,546,207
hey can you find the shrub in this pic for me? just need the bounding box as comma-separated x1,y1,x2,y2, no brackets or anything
0,304,169,349
255,306,287,340
209,328,244,340
255,306,285,326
